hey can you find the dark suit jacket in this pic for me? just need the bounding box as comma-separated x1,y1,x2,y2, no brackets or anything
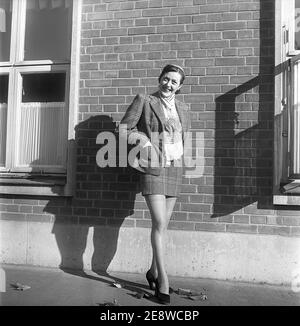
118,92,190,175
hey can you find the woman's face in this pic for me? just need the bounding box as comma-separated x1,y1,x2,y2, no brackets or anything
158,71,183,98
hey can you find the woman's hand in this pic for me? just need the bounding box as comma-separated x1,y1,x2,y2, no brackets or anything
128,132,152,148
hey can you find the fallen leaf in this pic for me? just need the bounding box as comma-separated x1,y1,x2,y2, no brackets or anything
143,293,151,299
177,287,192,295
10,282,31,291
99,299,121,306
135,292,144,299
112,282,122,288
188,294,208,301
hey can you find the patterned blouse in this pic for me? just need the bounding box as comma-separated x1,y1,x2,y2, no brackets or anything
159,95,183,165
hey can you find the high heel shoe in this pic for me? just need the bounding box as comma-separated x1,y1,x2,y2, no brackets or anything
155,280,170,305
146,270,156,291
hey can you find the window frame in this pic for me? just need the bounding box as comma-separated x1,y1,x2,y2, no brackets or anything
282,0,300,56
0,0,82,196
8,64,70,174
274,0,300,205
0,68,10,169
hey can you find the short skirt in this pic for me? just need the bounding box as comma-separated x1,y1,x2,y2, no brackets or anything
140,165,183,197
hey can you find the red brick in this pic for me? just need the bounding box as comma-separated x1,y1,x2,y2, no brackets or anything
201,4,229,13
281,217,300,227
142,8,170,17
135,18,148,26
107,218,135,227
128,27,156,35
149,17,163,25
114,10,141,19
120,2,135,10
215,57,245,66
135,1,149,9
27,214,53,223
88,12,113,21
172,212,188,221
200,76,229,85
230,39,260,48
195,222,226,232
193,0,205,4
200,40,228,48
233,215,250,224
181,203,211,213
185,58,214,66
19,205,33,213
111,79,140,86
216,21,247,31
207,13,223,23
258,226,291,236
230,3,260,12
0,212,26,221
120,19,134,27
226,224,258,234
218,215,233,223
171,6,199,15
157,25,185,33
101,28,128,37
291,227,300,237
178,16,192,24
169,221,195,230
187,212,203,222
186,23,215,32
136,219,152,228
192,15,207,24
163,16,177,24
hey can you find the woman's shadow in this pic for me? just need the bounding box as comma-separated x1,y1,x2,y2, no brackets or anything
43,115,154,297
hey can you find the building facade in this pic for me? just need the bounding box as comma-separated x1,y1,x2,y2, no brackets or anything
0,0,300,286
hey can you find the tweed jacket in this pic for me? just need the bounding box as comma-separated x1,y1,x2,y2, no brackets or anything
118,91,190,176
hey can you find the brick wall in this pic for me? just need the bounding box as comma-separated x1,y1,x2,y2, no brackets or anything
1,0,300,239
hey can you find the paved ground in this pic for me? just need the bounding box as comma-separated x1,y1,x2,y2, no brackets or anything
0,264,300,306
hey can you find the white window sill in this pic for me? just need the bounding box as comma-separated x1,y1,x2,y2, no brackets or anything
273,195,300,205
0,174,72,196
273,181,300,205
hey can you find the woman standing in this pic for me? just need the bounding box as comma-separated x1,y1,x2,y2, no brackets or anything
119,64,190,304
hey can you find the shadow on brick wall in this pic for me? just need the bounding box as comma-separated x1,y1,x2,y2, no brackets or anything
213,0,275,217
44,115,141,277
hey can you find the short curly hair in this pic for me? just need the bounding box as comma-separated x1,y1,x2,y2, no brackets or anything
158,64,186,85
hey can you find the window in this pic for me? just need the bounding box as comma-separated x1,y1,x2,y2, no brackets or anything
282,0,300,55
274,0,300,204
0,0,81,196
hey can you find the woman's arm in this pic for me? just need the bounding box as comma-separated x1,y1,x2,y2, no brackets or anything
118,94,150,147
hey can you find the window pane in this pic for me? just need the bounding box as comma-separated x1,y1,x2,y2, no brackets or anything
0,0,12,62
0,75,8,166
24,0,72,61
18,73,67,169
22,73,66,102
292,61,300,174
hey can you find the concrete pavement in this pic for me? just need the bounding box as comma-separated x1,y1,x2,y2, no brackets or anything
0,264,300,306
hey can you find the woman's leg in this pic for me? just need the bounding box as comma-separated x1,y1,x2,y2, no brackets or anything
147,195,178,280
165,195,177,225
145,195,177,294
148,195,178,277
145,194,169,293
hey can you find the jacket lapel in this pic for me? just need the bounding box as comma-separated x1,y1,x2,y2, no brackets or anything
175,99,188,133
149,93,189,134
149,93,167,125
